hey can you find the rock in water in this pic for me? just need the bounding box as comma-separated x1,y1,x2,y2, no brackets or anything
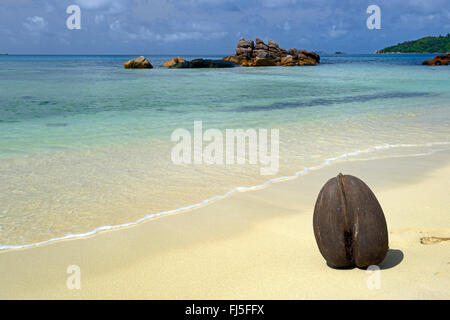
123,56,153,69
280,55,295,66
169,59,237,68
313,174,388,268
223,38,320,67
422,53,450,66
236,38,254,57
163,57,186,67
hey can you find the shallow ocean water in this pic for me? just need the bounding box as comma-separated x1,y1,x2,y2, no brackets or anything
0,54,449,247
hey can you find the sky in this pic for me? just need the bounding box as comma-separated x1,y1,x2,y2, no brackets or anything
0,0,448,54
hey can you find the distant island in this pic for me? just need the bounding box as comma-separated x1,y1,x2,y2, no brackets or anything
376,34,449,53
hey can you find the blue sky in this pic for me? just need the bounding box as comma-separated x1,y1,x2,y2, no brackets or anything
0,0,448,54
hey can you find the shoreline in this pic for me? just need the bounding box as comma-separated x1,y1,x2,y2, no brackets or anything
1,141,449,252
0,148,449,299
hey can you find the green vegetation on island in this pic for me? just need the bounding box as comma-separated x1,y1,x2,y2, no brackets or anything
377,34,450,53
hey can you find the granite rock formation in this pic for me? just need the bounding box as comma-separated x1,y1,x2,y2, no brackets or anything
123,56,153,69
223,38,320,66
163,57,186,67
422,53,450,66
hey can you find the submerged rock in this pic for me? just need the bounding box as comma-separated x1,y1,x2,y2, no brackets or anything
123,56,153,69
422,53,450,66
163,57,186,67
223,37,320,67
169,59,237,68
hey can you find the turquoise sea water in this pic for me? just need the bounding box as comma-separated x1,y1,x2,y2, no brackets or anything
0,54,449,248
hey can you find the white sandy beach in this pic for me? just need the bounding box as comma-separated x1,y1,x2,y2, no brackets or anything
0,150,449,299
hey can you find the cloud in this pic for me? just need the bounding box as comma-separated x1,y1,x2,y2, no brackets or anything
23,16,47,32
162,32,204,42
75,0,126,14
109,21,227,43
182,0,242,11
328,25,347,38
75,0,114,10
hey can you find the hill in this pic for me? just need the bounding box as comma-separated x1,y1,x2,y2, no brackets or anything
377,34,450,53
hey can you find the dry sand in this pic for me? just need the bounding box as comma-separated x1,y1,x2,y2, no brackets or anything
0,150,449,299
